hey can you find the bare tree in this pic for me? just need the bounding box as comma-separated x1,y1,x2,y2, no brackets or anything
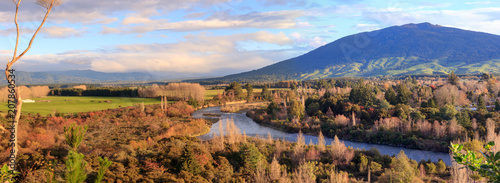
6,0,61,171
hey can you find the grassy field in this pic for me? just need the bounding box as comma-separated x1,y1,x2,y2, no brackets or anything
0,88,287,116
0,96,160,116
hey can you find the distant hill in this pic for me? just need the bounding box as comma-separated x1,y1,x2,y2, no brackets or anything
189,22,500,82
11,70,154,85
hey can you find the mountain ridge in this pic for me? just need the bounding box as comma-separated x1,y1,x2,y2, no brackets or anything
188,22,500,82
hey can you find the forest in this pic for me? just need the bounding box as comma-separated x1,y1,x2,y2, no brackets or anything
1,73,499,182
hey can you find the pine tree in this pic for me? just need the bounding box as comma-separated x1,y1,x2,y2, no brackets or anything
448,71,459,85
478,95,487,110
396,84,411,105
385,87,397,105
261,84,270,100
495,99,500,111
179,145,202,175
245,83,253,103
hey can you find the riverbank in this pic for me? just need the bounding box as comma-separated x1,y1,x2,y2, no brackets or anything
246,108,450,153
193,106,452,166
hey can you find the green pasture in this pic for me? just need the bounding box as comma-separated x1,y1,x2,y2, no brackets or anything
0,96,160,116
0,88,287,116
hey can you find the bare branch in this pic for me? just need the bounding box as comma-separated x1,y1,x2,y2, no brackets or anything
37,0,62,9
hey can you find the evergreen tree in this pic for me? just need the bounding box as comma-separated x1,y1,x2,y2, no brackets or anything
289,99,305,120
349,78,375,107
385,87,397,105
457,110,471,128
291,83,297,90
495,99,500,111
448,71,459,85
179,145,202,175
226,81,244,99
261,84,270,100
396,84,411,105
478,95,487,110
267,101,279,119
240,143,266,174
245,83,253,102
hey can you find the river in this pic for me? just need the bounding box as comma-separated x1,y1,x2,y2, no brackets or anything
193,106,452,165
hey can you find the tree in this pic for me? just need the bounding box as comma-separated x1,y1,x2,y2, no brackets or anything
451,141,500,182
261,84,270,100
349,78,375,106
226,81,244,99
495,99,500,111
396,84,411,105
478,95,487,111
289,99,304,120
5,0,61,172
245,83,253,102
448,71,459,85
385,87,397,105
179,145,202,175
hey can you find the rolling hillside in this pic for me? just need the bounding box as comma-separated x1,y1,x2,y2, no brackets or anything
191,22,500,82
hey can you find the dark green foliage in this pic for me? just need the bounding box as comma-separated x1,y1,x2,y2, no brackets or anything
261,84,270,100
457,110,471,128
448,71,459,85
179,146,203,175
239,143,266,174
306,102,321,116
245,83,253,102
51,88,139,97
396,84,411,105
225,81,244,99
385,87,397,105
349,78,376,107
495,99,500,111
478,95,487,110
291,83,297,90
187,98,200,108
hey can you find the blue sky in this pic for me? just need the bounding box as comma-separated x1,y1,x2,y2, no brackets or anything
1,0,500,78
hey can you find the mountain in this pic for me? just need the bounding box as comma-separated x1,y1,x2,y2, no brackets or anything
12,70,155,85
191,22,500,82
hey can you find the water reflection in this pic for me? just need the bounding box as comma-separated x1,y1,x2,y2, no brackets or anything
194,106,452,165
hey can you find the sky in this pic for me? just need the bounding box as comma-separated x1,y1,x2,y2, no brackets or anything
1,0,500,79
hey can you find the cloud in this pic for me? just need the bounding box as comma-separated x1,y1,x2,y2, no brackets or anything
116,10,304,33
42,26,85,38
290,32,327,48
361,7,500,34
12,31,296,76
0,0,234,24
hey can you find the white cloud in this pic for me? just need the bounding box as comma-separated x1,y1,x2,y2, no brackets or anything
115,10,304,33
361,7,500,35
12,31,295,76
42,26,85,38
290,32,327,48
